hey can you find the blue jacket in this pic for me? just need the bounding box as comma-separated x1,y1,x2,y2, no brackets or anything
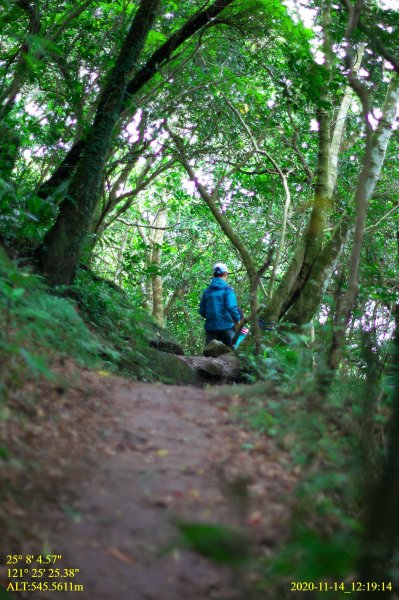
199,278,241,331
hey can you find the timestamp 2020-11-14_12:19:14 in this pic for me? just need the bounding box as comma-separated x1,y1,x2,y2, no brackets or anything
290,581,393,593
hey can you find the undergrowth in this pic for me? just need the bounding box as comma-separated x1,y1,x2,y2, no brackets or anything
233,329,397,598
0,249,106,401
0,250,187,403
70,268,187,381
71,269,158,379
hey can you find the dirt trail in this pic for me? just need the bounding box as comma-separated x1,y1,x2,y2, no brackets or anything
5,370,296,600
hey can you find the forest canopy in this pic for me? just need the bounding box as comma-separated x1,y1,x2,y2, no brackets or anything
0,0,398,360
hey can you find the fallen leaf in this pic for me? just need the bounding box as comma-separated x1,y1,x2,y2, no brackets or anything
201,509,212,519
249,482,267,497
241,443,255,450
172,549,181,563
156,449,169,457
102,446,116,456
189,489,200,499
107,547,135,565
247,511,263,526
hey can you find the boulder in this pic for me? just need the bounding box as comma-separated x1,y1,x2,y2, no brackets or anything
203,340,232,358
140,349,198,385
149,335,184,355
180,354,242,383
197,360,224,379
217,353,241,381
142,320,185,355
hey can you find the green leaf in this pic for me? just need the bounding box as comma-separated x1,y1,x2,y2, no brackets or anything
10,287,25,300
1,285,25,300
174,520,250,566
18,348,54,379
0,446,9,459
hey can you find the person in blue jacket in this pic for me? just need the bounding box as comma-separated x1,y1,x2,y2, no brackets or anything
199,262,241,348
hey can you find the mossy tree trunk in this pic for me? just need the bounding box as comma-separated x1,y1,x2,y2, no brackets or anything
290,74,399,327
262,106,333,323
262,61,398,328
39,0,160,286
327,75,399,369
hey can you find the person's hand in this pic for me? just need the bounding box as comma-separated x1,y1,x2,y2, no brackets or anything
234,322,241,332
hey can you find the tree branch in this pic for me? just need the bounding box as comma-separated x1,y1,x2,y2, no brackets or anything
166,124,257,276
37,0,237,199
125,0,236,100
116,218,180,230
47,0,95,41
364,203,399,233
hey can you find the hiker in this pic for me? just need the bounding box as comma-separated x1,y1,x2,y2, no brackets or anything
199,262,241,349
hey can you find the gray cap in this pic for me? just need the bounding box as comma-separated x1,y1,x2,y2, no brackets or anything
213,262,229,275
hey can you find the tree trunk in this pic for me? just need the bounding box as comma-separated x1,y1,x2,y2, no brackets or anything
114,226,129,285
285,216,352,324
328,75,399,369
39,0,160,286
261,105,333,323
267,171,291,296
293,74,399,328
327,45,365,194
284,109,332,310
249,276,261,353
0,0,41,116
150,210,167,327
137,225,153,312
261,62,399,329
